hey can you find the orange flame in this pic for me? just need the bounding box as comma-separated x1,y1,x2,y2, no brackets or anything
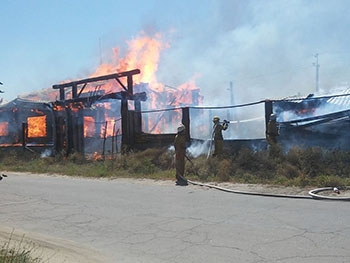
89,32,169,93
21,32,202,136
0,122,9,136
88,32,201,134
84,116,95,137
21,32,201,108
27,116,46,138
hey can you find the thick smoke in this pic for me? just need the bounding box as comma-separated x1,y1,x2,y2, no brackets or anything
5,0,350,143
156,0,350,106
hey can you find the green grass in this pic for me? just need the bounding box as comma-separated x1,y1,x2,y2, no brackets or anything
0,146,349,188
0,231,42,263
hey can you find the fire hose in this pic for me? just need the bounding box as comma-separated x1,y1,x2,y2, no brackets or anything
190,118,349,201
184,179,350,201
180,158,350,201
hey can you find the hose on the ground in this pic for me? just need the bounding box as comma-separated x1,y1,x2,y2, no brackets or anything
186,179,350,201
308,187,350,201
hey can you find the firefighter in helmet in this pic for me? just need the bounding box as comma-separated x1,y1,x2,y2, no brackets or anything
212,116,228,157
174,124,188,186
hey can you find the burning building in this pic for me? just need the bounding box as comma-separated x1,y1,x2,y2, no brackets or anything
0,79,348,157
1,27,349,156
269,89,350,151
0,98,55,152
0,69,204,157
0,33,210,157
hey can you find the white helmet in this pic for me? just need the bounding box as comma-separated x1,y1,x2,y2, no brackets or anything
177,124,185,132
270,114,277,120
213,116,220,122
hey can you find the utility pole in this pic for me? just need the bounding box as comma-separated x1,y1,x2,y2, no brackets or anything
313,53,320,92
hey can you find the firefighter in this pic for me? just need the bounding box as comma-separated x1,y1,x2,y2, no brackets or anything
212,116,228,157
266,113,279,145
174,124,188,186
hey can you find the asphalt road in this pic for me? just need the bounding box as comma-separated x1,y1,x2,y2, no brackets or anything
1,173,350,263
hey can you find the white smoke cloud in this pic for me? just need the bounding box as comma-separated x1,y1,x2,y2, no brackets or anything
157,0,350,106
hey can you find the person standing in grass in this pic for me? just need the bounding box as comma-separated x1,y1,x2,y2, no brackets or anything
212,116,228,157
174,124,188,186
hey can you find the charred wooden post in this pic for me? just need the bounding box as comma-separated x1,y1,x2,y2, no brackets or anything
22,122,28,149
127,72,134,95
55,115,66,154
134,100,142,134
111,121,116,159
76,107,84,153
59,88,65,101
120,91,129,153
181,107,191,143
102,121,108,159
72,83,78,99
53,103,69,155
128,111,136,148
264,100,273,134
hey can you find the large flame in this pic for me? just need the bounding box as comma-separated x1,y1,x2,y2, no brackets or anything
90,32,168,92
20,32,202,137
84,116,95,137
21,32,201,107
27,116,46,138
85,32,201,136
79,32,201,105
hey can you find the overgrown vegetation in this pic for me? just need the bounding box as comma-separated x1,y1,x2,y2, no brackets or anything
0,145,349,188
0,232,42,263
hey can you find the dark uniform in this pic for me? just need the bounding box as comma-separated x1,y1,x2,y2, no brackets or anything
212,116,228,157
174,124,188,186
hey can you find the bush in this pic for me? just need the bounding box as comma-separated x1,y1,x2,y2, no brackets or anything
216,159,232,182
128,158,156,174
277,163,301,179
0,231,43,263
66,152,88,164
299,147,325,178
326,150,350,177
316,175,345,188
187,156,210,180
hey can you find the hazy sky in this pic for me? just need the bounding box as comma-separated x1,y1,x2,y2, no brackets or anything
2,0,350,105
